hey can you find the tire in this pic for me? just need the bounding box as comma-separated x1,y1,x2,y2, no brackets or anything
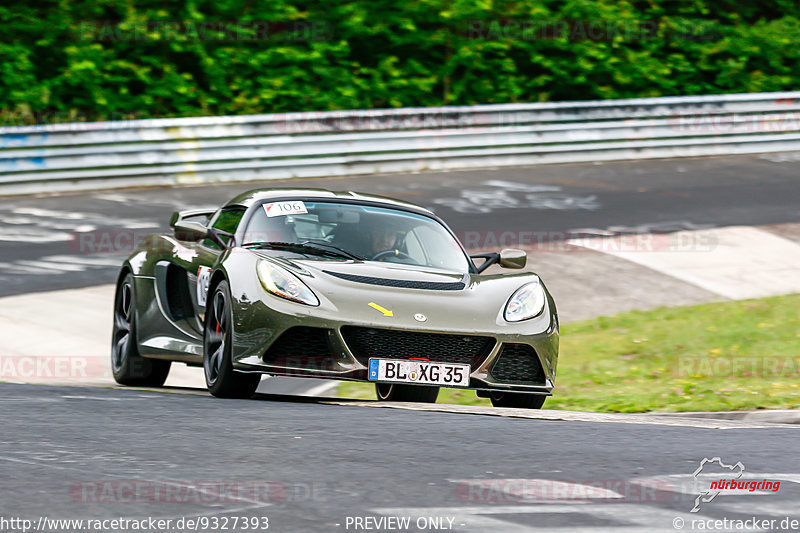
204,280,260,398
111,273,171,386
375,383,439,403
489,392,546,409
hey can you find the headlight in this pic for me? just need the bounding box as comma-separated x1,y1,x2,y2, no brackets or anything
504,281,546,322
257,261,319,306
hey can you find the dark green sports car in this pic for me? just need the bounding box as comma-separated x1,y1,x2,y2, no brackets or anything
111,188,559,408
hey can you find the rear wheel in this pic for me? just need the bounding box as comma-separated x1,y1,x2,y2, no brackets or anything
204,280,260,398
375,383,439,403
489,392,546,409
111,273,171,386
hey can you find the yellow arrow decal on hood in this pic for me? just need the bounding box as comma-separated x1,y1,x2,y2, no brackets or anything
368,302,393,317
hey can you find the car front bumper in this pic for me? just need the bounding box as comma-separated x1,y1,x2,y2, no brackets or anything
231,297,559,395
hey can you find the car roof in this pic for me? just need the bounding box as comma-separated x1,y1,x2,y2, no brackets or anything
224,188,434,215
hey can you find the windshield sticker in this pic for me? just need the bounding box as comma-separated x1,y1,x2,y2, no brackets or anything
264,201,308,218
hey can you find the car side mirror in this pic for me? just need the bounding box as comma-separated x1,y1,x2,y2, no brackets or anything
499,248,526,269
173,220,208,242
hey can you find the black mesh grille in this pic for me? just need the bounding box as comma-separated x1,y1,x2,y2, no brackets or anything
489,344,545,384
341,326,494,367
323,271,465,291
263,327,338,371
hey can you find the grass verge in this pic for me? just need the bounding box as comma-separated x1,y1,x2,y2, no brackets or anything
337,294,800,412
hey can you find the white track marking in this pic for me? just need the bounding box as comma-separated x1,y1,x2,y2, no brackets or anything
0,215,36,225
43,255,123,266
0,228,72,243
568,226,800,299
2,207,160,232
120,220,161,229
0,255,124,276
0,261,62,274
13,207,86,219
570,220,712,237
72,224,97,233
482,180,562,192
15,260,87,272
92,192,211,212
92,193,130,202
0,215,94,232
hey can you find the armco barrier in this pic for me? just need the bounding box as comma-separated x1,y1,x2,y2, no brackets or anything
2,91,800,195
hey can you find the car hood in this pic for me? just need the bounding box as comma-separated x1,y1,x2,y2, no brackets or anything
252,252,548,332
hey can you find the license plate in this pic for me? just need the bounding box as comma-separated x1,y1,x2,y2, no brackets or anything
368,358,470,387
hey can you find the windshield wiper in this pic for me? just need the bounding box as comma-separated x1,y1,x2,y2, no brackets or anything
297,241,364,260
242,241,363,260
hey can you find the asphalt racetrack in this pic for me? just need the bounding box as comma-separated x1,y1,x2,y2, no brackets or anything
1,383,798,533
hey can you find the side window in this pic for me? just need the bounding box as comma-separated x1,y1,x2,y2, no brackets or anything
202,207,245,250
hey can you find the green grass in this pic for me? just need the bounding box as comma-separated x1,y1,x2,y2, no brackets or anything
337,294,800,412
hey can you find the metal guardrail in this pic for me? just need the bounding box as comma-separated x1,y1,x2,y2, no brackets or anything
3,91,800,195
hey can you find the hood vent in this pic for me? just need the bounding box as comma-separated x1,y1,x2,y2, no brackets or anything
322,270,465,291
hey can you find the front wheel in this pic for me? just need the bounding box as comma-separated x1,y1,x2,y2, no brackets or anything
375,383,439,403
204,280,260,398
111,273,171,386
489,392,546,409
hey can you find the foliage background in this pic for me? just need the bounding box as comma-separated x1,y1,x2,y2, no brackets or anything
2,0,799,122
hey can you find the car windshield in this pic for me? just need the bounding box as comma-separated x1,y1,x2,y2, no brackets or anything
242,200,470,272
